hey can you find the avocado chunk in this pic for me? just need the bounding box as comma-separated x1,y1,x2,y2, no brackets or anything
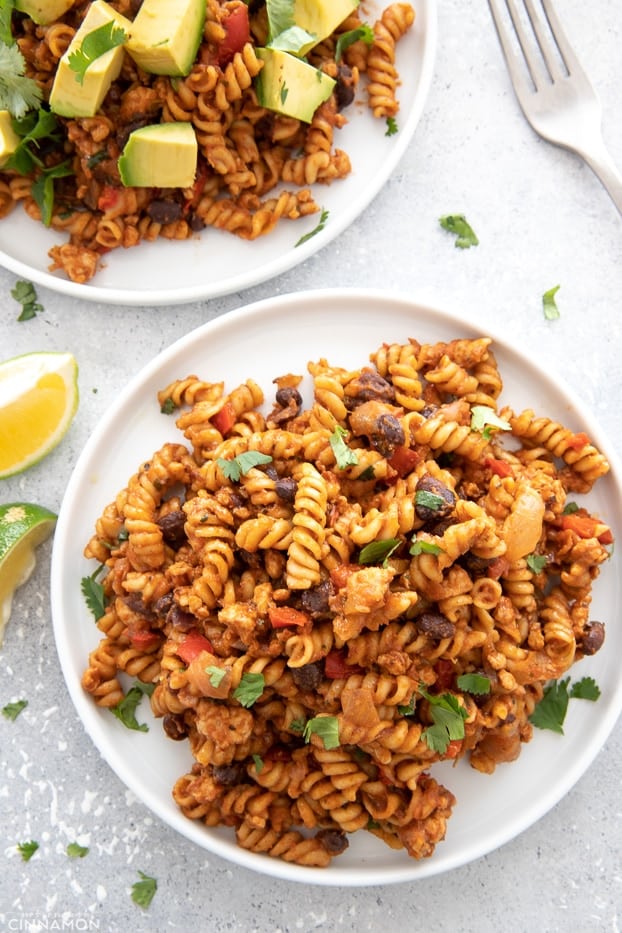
0,111,20,167
15,0,76,26
292,0,360,56
255,49,336,123
118,123,198,188
125,0,205,77
49,0,131,118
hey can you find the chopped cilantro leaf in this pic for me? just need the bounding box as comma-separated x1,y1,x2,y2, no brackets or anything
268,25,316,54
160,397,176,414
542,284,561,320
233,672,265,708
81,566,107,621
409,538,443,557
216,451,273,482
358,538,400,566
385,116,398,136
17,840,39,861
66,842,89,858
415,489,445,512
2,698,28,720
570,676,601,702
303,715,340,750
335,24,374,61
456,672,490,695
563,501,579,515
470,405,511,439
329,425,359,469
529,675,601,734
111,682,154,732
131,870,157,908
11,280,43,321
526,553,548,573
419,686,467,754
205,665,226,688
295,207,329,247
252,753,264,774
68,21,127,85
439,213,479,248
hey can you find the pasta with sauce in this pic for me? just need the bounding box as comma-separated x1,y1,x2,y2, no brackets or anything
81,333,613,867
0,0,415,283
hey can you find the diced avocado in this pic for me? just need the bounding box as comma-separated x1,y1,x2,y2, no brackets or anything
15,0,76,26
125,0,205,77
49,0,131,119
292,0,360,56
255,49,336,123
118,122,198,188
0,111,20,167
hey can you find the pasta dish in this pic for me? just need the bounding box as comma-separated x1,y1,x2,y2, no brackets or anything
0,0,415,283
80,330,613,868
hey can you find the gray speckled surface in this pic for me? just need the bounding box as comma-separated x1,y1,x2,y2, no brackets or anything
1,1,622,930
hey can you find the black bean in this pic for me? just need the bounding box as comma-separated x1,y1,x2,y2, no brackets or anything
275,476,297,502
275,386,302,409
157,509,186,546
345,368,396,406
300,580,332,616
416,612,456,640
581,620,605,655
290,662,323,692
166,605,196,632
147,199,183,225
153,592,174,619
162,714,188,741
212,763,247,785
371,412,405,456
335,64,356,111
415,474,456,521
316,829,349,855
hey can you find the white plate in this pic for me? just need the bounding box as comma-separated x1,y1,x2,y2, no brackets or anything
51,289,622,885
0,2,436,306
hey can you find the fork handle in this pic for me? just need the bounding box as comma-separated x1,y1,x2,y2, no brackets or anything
578,138,622,216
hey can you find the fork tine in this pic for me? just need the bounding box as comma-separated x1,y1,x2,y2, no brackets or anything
540,0,584,77
488,0,534,100
505,0,548,91
523,0,565,81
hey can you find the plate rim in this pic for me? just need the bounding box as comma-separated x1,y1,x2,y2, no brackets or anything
50,287,622,885
0,0,438,306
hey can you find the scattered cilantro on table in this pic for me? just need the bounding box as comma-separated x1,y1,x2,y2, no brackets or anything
17,840,39,861
11,280,43,321
66,842,89,859
131,870,157,909
542,284,561,320
2,698,28,720
439,213,479,248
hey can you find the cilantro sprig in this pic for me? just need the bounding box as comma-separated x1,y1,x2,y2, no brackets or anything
111,682,154,732
329,425,358,469
233,672,265,708
529,676,600,734
0,43,42,118
81,565,107,621
295,207,329,246
335,24,374,62
216,450,272,482
419,686,468,755
303,714,340,750
68,21,127,85
11,280,43,321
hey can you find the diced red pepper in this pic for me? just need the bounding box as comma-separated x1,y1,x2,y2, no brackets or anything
97,185,120,212
442,739,463,760
177,630,214,664
433,659,455,691
484,457,514,478
388,445,421,477
212,401,236,436
561,512,613,544
217,5,250,66
268,606,310,629
127,628,160,651
566,431,590,450
324,649,363,679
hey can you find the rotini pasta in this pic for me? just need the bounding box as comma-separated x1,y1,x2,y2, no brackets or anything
80,331,613,868
2,0,416,283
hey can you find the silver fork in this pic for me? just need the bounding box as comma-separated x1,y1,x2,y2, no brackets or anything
488,0,622,214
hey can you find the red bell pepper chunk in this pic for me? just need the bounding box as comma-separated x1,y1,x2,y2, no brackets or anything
388,445,420,477
177,630,214,664
128,628,160,651
97,185,120,212
566,431,590,450
218,5,250,66
324,649,363,679
433,659,455,691
561,512,613,545
485,457,514,478
212,401,236,436
442,738,463,760
268,606,310,629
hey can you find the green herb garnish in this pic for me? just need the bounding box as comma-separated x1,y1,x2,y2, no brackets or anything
252,753,264,774
31,159,73,226
81,566,107,621
456,672,491,695
470,405,511,440
439,213,479,248
419,686,468,754
409,539,443,557
329,425,358,469
216,450,273,482
0,43,42,118
335,24,374,61
2,698,28,720
303,715,340,750
526,553,548,573
295,207,329,246
415,489,445,512
205,665,226,688
17,840,39,861
529,676,601,734
542,285,561,320
66,842,89,858
111,682,154,732
131,871,157,908
385,116,398,136
11,279,43,321
68,21,127,85
358,538,400,567
233,672,265,708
